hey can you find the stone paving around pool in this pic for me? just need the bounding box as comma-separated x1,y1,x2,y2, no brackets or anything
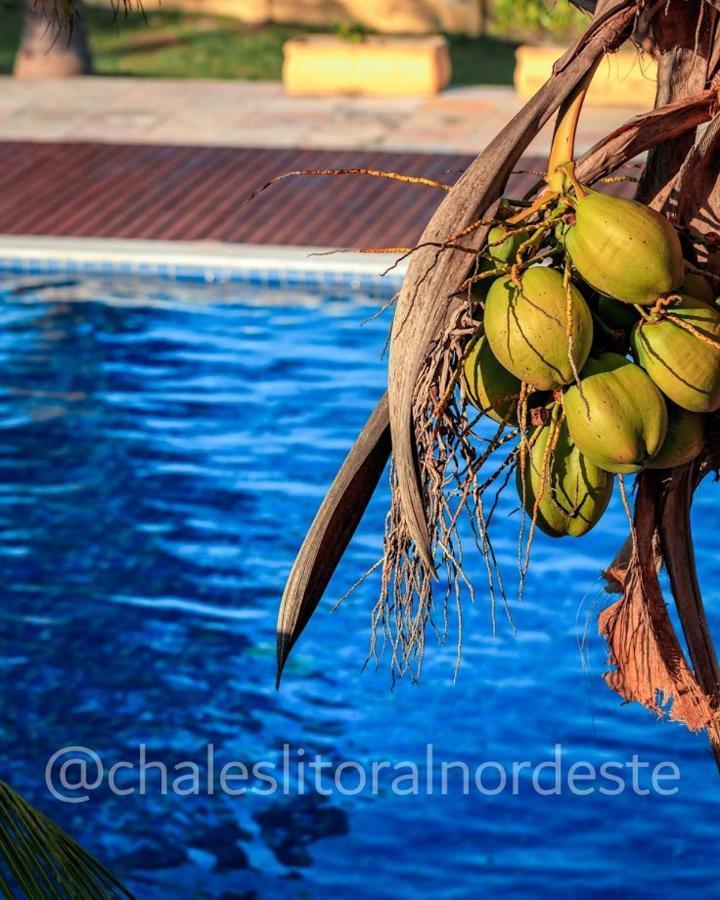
0,77,645,156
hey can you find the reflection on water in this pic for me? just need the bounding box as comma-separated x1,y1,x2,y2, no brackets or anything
1,274,719,898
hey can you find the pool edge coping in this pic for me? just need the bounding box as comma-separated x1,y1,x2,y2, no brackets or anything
0,236,408,292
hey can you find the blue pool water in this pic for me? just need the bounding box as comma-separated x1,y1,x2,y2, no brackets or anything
1,273,719,898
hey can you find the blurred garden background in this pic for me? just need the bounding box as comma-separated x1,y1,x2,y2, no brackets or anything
0,0,588,83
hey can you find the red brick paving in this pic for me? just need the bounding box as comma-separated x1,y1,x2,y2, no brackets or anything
0,142,537,248
0,142,636,248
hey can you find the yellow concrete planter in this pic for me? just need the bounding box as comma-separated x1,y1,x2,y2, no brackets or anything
515,45,657,107
282,35,452,98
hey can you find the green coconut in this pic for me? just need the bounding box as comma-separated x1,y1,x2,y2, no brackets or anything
646,404,705,469
487,224,530,265
564,190,683,305
517,418,614,538
681,270,715,306
462,335,521,425
483,266,593,391
564,352,668,474
596,296,639,332
631,296,720,413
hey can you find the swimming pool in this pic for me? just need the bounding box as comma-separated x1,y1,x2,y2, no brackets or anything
1,272,719,898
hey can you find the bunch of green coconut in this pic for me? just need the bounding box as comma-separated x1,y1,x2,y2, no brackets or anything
461,184,720,540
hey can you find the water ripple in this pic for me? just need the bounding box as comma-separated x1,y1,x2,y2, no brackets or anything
0,274,718,898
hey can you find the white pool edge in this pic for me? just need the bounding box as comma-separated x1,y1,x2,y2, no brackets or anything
0,236,409,293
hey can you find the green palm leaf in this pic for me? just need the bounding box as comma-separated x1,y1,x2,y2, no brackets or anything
0,781,132,899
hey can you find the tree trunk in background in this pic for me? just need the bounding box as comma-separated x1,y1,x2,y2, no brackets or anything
478,0,490,34
13,0,92,78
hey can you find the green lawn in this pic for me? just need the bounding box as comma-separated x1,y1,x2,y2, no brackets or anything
446,33,519,86
0,5,519,85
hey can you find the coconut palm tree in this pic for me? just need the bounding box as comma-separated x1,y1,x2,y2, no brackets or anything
277,0,720,770
13,0,92,78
